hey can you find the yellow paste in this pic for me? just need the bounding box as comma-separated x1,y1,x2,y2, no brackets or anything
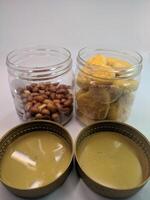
77,131,144,189
0,131,71,189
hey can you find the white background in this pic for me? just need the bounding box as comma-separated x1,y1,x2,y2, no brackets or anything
0,1,150,200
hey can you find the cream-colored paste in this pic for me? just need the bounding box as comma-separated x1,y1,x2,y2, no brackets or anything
77,131,144,189
0,131,71,189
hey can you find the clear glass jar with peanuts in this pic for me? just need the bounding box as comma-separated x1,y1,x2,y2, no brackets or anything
75,48,143,125
6,46,74,125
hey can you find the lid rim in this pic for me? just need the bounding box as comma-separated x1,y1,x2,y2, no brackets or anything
6,46,72,77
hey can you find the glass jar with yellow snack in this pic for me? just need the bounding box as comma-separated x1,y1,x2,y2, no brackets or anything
75,48,142,125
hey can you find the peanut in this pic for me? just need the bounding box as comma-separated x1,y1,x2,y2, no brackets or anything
61,98,67,103
38,104,47,112
39,90,45,94
47,102,57,112
32,87,39,92
55,94,63,99
63,99,72,107
56,88,68,94
20,82,73,124
41,108,50,115
35,113,43,119
50,93,56,100
51,113,60,122
25,102,32,111
43,99,52,104
34,95,44,102
30,105,39,114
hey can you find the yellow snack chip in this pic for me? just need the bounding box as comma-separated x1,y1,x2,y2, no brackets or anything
87,54,107,66
113,79,139,92
77,54,133,89
107,93,134,121
76,90,109,120
92,66,115,79
107,57,131,69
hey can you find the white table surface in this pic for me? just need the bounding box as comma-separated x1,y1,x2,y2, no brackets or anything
0,0,150,199
0,51,150,200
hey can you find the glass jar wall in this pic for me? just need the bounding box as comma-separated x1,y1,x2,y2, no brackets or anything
75,48,142,125
6,46,74,125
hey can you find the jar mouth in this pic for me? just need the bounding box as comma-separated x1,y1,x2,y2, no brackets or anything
6,46,72,80
77,48,143,79
6,45,72,71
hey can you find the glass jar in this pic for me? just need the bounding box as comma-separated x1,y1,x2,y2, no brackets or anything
6,46,74,125
75,48,142,125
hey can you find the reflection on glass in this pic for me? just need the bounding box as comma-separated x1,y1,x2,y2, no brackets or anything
113,141,122,149
38,139,45,155
11,151,36,170
30,180,44,189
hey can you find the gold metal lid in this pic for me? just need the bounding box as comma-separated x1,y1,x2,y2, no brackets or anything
0,120,74,198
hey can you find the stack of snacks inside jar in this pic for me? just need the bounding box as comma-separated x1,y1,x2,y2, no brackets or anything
75,48,142,125
19,82,73,123
6,46,74,125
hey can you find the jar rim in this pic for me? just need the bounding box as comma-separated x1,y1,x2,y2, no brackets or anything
6,45,72,72
77,47,143,79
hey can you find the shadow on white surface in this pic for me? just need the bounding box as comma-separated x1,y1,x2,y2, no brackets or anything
0,183,23,200
0,111,20,137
